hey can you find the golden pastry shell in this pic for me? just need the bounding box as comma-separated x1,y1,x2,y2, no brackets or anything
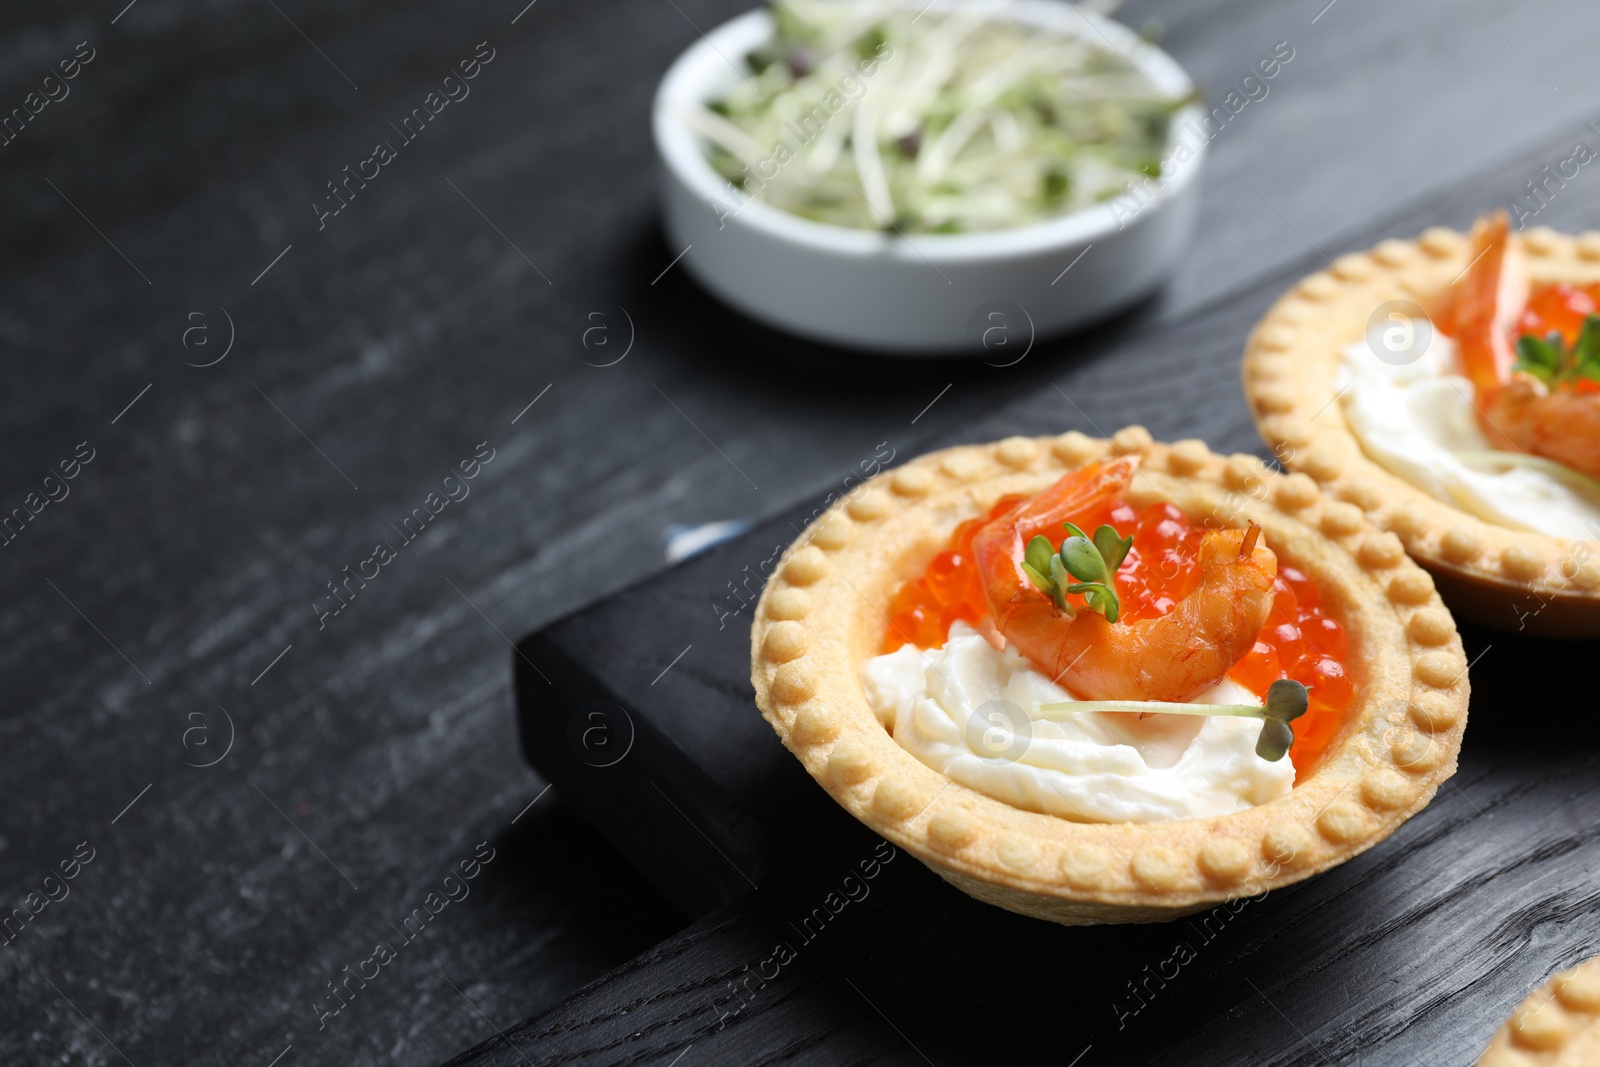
749,429,1469,926
1479,956,1600,1066
1243,226,1600,637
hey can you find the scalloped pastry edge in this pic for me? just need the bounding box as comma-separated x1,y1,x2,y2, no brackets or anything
1243,226,1600,637
1479,956,1600,1066
749,429,1469,925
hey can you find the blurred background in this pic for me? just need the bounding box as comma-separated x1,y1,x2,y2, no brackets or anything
2,0,1599,1064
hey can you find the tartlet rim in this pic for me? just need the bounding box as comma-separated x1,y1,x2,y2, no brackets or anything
748,429,1469,924
1241,225,1600,636
1478,955,1600,1066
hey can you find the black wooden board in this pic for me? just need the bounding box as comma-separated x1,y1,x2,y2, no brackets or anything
467,133,1600,1065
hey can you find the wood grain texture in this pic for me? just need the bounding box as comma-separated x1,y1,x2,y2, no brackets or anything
454,724,1600,1067
2,0,1599,1064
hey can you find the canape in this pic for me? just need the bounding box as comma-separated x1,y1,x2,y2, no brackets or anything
750,429,1468,925
1479,956,1600,1066
1245,218,1600,636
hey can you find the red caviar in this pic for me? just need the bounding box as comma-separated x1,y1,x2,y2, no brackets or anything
1517,281,1600,346
1515,282,1600,394
883,495,1354,778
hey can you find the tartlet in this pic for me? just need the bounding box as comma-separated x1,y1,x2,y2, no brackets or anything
749,429,1469,925
1479,956,1600,1066
1243,225,1600,637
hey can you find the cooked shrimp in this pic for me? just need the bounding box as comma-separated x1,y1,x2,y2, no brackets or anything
971,458,1278,702
1447,212,1600,477
1447,212,1529,397
1477,375,1600,477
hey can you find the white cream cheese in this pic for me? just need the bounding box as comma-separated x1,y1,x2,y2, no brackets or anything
860,623,1294,824
1338,330,1600,541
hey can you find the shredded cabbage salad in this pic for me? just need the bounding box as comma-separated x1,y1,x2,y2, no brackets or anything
685,0,1190,234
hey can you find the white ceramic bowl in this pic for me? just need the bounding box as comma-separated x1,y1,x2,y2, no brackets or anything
653,1,1206,356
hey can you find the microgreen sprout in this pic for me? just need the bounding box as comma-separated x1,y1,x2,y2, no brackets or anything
695,1,1190,235
1038,678,1311,762
1452,450,1600,500
1020,521,1133,622
1513,315,1600,389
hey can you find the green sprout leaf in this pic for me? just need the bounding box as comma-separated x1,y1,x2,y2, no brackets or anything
1513,333,1561,385
1047,555,1074,616
1060,536,1105,583
1094,525,1134,573
1066,582,1120,624
1024,535,1056,577
855,23,887,61
1020,561,1053,595
1096,585,1120,624
1255,719,1294,762
1575,316,1600,361
1264,677,1309,723
1017,520,1129,621
1081,585,1120,627
1451,450,1600,501
1038,679,1311,763
1514,316,1600,388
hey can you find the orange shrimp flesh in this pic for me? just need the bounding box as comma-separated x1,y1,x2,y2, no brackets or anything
971,459,1278,702
1445,212,1600,477
1479,377,1600,477
1448,212,1529,397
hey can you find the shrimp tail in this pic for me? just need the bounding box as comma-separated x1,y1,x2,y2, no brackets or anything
1239,521,1261,557
987,456,1140,545
1447,211,1529,396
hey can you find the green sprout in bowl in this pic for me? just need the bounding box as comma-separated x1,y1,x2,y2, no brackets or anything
686,0,1191,235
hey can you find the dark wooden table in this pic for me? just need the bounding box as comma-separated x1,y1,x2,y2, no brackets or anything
3,1,1599,1065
